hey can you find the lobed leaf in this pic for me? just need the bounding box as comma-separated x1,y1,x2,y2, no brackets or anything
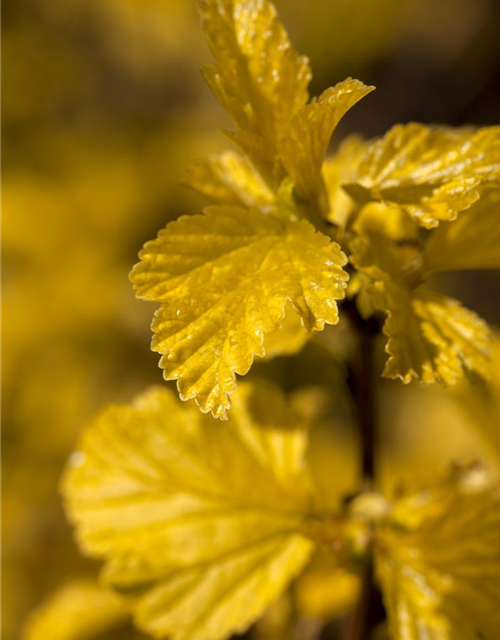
376,466,500,640
23,580,129,640
62,382,315,640
344,123,500,228
350,231,491,385
131,205,348,419
278,79,374,216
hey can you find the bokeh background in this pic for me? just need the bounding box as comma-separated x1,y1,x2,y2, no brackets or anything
2,0,500,638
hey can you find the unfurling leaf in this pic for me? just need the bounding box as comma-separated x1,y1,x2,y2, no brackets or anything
200,0,311,174
423,189,500,272
181,151,275,208
376,466,500,640
278,79,374,216
130,206,348,419
23,580,129,640
344,123,500,228
62,382,315,640
350,230,491,385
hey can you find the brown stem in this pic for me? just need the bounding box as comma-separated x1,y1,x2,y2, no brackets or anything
341,563,380,640
345,302,379,485
342,302,382,640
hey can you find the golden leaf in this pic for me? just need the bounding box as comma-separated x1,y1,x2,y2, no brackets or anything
353,202,419,243
323,135,367,231
200,0,311,172
345,123,500,228
262,302,309,359
181,151,275,208
423,189,500,272
23,580,129,640
278,79,374,216
350,231,490,385
296,563,360,620
62,383,315,640
131,206,348,419
376,466,500,640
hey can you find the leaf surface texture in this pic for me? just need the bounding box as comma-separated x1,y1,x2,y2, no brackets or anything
131,206,348,418
62,382,315,640
376,467,500,640
345,124,500,228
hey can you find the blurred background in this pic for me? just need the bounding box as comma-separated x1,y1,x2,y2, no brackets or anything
2,0,500,638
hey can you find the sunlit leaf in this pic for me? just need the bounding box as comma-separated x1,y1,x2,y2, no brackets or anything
423,189,500,272
350,232,491,385
131,206,348,419
200,0,311,175
345,123,500,228
376,466,500,640
62,383,315,640
278,79,374,215
181,151,275,208
23,580,129,640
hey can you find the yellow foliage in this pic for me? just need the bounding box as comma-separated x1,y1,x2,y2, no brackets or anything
200,0,311,176
423,189,500,272
181,151,275,208
62,382,316,640
131,206,348,419
375,466,500,640
323,135,367,231
278,79,374,216
350,219,491,386
296,564,360,620
23,580,130,640
344,123,500,228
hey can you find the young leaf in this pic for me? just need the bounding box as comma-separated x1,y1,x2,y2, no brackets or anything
181,151,275,208
278,79,374,216
62,382,315,640
130,206,348,419
344,123,500,228
23,580,129,640
376,466,500,640
423,189,500,272
350,231,491,385
200,0,311,166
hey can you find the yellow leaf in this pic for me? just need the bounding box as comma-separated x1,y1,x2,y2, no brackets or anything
262,301,309,359
62,382,315,640
376,466,500,640
350,232,491,385
423,189,500,272
344,123,500,228
296,563,360,620
181,151,275,208
200,0,311,172
353,202,419,243
278,79,374,216
131,206,348,419
323,135,367,231
23,579,129,640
